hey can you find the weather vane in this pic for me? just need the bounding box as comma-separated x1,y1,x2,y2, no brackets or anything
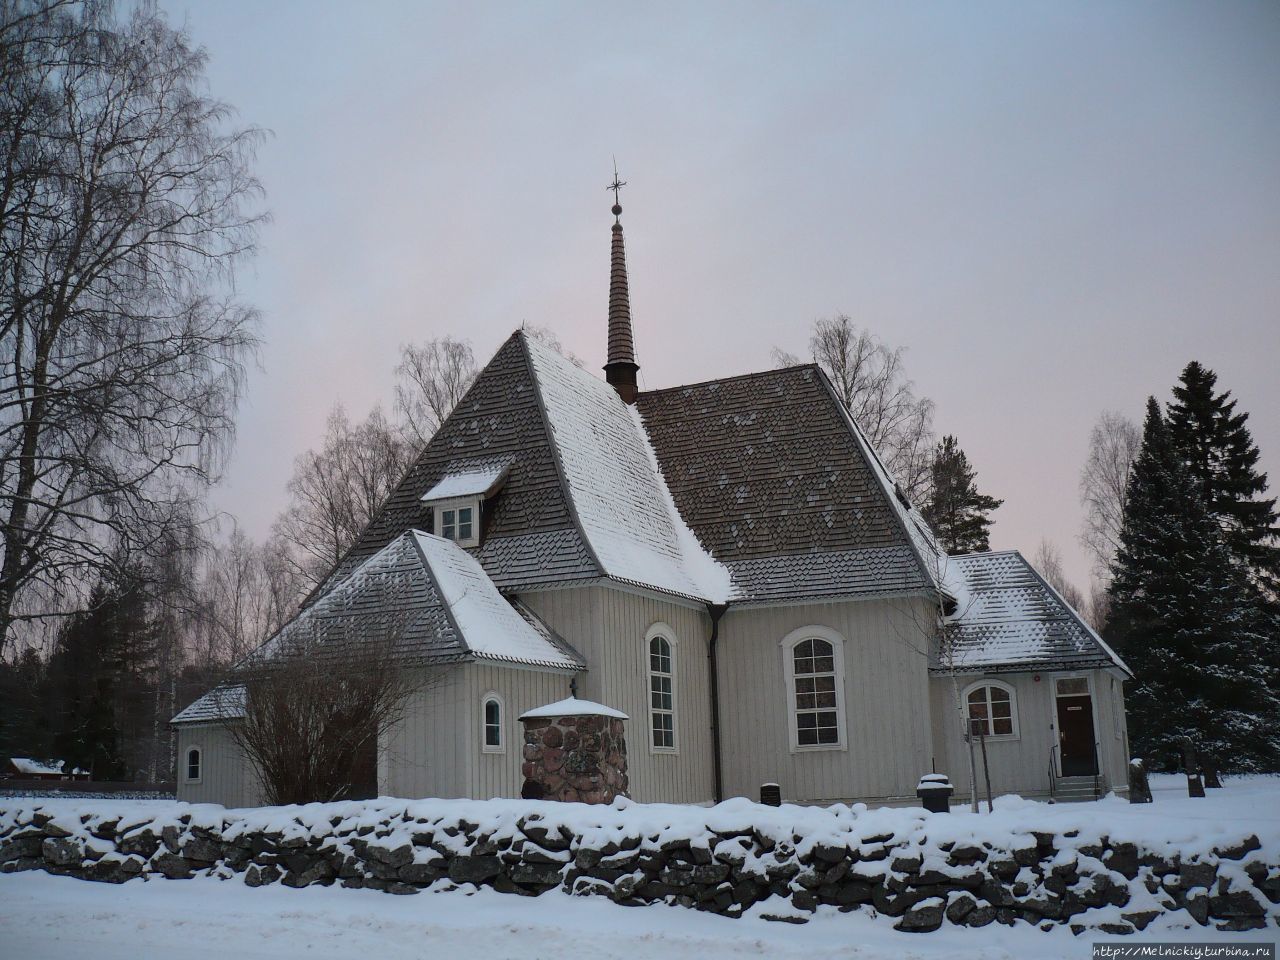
608,158,626,209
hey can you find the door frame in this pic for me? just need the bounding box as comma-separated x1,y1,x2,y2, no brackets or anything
1049,672,1101,778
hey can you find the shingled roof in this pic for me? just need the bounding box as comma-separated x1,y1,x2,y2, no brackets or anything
635,364,942,603
172,530,583,725
935,550,1130,676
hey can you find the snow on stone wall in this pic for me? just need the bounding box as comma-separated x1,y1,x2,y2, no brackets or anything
1,795,1277,935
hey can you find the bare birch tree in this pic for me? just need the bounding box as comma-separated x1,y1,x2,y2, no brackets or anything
0,1,264,656
272,405,412,588
394,336,477,449
1032,538,1085,612
775,315,934,500
1079,410,1141,577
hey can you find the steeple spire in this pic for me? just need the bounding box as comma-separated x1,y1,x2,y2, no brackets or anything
603,161,639,405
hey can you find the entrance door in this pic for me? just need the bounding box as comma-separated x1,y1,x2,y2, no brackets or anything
1055,677,1097,777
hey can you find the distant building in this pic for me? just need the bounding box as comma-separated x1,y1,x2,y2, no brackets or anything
174,191,1131,808
5,758,90,781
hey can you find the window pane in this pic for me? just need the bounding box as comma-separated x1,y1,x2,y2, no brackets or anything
797,713,817,730
485,700,499,725
993,717,1013,736
798,727,818,746
968,701,989,720
459,507,472,525
815,689,836,708
812,655,834,674
795,676,815,694
1056,677,1088,696
992,699,1012,719
990,686,1010,703
459,520,472,540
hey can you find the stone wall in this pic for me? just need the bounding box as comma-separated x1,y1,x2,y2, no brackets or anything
521,714,628,803
2,798,1277,935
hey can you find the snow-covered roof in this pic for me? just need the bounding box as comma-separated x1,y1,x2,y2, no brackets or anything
171,685,246,725
409,531,583,668
524,335,732,603
936,550,1130,676
172,531,584,725
519,697,629,720
419,457,511,503
8,758,85,776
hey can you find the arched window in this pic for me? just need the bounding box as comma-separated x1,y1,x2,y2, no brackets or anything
781,627,848,751
481,694,504,753
647,625,677,753
185,747,202,782
963,681,1018,738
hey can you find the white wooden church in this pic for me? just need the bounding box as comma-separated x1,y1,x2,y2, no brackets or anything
173,191,1132,808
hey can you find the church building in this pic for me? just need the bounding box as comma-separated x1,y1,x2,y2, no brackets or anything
173,188,1132,809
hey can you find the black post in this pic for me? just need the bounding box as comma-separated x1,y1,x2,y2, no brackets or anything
706,603,729,804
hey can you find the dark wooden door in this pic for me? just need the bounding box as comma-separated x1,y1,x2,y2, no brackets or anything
1057,694,1097,776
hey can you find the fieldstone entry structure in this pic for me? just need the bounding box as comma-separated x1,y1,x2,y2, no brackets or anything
519,697,629,804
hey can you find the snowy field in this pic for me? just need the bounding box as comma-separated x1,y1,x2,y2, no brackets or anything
1,775,1277,960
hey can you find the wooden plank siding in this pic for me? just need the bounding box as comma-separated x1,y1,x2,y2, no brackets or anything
380,664,573,800
519,584,715,804
716,596,936,805
929,668,1131,801
176,723,262,808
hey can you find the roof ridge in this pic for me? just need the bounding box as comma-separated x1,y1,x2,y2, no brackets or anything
517,333,608,582
637,362,821,397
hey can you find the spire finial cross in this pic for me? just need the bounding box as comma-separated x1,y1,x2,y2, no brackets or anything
608,157,626,210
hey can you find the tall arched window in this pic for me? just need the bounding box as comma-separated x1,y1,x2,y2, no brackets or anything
963,681,1018,738
481,693,504,753
185,747,202,782
647,625,677,753
781,627,848,752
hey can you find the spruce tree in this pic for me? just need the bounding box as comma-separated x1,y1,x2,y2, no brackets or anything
1167,361,1280,592
921,435,1004,554
1107,398,1280,772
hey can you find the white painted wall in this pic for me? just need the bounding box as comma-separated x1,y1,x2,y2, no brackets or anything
929,668,1131,802
175,723,262,808
715,595,937,804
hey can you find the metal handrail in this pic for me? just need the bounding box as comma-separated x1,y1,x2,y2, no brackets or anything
1047,744,1058,800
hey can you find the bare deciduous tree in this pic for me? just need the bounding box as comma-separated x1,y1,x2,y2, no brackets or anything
192,528,303,669
1079,410,1142,578
272,406,412,588
0,1,264,655
1032,538,1086,612
775,315,935,499
228,597,438,805
394,337,477,448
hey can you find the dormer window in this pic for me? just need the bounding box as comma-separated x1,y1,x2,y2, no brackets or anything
435,499,479,547
420,457,512,549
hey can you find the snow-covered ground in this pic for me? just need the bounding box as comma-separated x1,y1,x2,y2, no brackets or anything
1,775,1276,960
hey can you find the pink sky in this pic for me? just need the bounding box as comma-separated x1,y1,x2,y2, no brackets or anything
164,0,1280,592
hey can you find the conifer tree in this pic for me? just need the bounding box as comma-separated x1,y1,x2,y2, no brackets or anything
1107,399,1280,772
921,435,1004,554
1166,361,1280,593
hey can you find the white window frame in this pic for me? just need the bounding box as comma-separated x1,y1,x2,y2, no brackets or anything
646,623,678,755
432,497,480,548
481,692,505,754
780,626,849,753
184,745,203,783
960,679,1020,741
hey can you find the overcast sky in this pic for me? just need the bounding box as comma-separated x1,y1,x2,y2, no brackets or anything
161,0,1279,592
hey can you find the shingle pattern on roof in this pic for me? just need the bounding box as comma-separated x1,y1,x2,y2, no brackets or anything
726,545,928,604
171,684,245,724
320,334,599,593
935,550,1130,675
635,365,932,600
525,337,731,601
